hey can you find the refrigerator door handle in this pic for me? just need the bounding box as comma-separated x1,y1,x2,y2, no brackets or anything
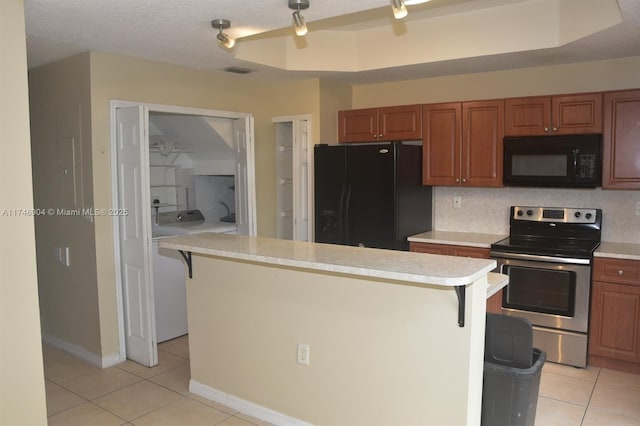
344,184,353,244
338,184,347,241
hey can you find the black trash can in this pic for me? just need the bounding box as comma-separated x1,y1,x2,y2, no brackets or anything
481,314,546,426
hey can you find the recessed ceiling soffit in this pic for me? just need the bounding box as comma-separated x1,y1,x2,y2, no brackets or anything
233,0,622,72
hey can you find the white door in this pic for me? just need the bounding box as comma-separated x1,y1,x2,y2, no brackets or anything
233,117,257,236
273,115,312,241
115,106,157,367
293,119,310,241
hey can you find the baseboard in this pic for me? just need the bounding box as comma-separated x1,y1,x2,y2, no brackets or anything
589,354,640,375
42,334,123,368
189,380,313,426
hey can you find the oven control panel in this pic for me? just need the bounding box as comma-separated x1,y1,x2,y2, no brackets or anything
512,207,598,223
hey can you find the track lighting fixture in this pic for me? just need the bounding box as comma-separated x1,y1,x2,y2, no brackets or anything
391,0,431,19
288,0,310,36
390,0,407,19
211,18,235,49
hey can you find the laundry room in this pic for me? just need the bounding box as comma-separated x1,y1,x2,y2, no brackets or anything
148,111,239,343
148,112,237,227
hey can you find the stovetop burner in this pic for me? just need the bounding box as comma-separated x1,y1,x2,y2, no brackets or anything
491,236,601,259
491,206,602,259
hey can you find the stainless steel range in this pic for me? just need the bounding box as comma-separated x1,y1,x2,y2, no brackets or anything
490,206,602,368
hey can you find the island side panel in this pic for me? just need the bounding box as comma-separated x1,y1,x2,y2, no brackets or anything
186,254,485,426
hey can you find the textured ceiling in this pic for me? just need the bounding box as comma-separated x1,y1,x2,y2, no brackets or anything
24,0,640,85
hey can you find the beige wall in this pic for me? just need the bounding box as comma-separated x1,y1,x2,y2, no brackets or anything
319,79,353,145
29,53,102,355
352,56,640,107
188,254,487,425
0,0,47,424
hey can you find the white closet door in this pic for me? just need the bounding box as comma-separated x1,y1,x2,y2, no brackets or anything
115,106,157,367
293,119,310,241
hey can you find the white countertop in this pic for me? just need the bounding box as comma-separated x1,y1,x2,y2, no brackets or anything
595,242,640,261
408,230,507,248
159,233,497,287
487,272,508,298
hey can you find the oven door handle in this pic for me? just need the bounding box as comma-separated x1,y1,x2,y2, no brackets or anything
490,251,591,265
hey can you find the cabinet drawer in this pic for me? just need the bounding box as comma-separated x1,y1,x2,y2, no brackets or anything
593,258,640,285
409,242,448,255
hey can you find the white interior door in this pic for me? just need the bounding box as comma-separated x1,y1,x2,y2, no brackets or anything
115,106,157,367
293,119,310,241
233,117,257,236
273,115,312,241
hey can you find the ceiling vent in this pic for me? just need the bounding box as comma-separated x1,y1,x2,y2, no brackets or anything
224,66,253,74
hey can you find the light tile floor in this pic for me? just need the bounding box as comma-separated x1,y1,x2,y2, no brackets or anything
44,336,640,425
536,362,640,426
44,335,271,426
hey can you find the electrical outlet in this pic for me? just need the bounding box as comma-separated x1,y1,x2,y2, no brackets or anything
453,196,462,209
636,201,640,216
297,343,310,366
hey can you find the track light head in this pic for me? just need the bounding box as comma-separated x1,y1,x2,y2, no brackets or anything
288,0,310,36
211,18,235,49
390,0,408,19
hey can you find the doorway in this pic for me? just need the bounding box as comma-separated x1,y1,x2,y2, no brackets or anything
110,101,257,367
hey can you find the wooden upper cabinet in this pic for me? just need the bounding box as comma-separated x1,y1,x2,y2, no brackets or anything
462,100,504,187
337,108,378,143
505,93,602,136
338,105,422,143
422,103,460,186
422,100,503,187
602,89,640,189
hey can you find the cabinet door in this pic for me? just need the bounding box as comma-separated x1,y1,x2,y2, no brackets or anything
504,96,551,136
379,105,422,141
422,103,461,186
409,242,449,255
602,89,640,189
589,281,640,363
462,100,504,187
552,93,602,135
338,108,378,143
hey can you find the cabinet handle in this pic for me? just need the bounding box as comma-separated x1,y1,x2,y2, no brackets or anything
552,127,558,132
462,178,467,183
373,134,378,138
455,178,460,183
379,134,383,138
544,127,549,132
618,270,624,276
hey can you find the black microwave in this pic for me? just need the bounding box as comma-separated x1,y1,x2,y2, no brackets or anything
503,134,602,188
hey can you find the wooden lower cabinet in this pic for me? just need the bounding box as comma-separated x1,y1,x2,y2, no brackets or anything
409,242,503,313
589,257,640,373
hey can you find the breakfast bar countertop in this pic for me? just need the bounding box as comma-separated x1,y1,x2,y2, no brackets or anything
159,232,497,287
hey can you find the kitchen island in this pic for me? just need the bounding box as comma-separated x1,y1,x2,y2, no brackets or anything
159,233,502,426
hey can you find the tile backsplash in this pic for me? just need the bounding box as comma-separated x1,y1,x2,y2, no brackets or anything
434,187,640,244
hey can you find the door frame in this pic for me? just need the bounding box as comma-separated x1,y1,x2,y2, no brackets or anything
110,100,257,362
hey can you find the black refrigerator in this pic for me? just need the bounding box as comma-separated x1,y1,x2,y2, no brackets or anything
314,142,432,251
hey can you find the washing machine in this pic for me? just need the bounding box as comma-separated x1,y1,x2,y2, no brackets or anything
152,209,236,342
